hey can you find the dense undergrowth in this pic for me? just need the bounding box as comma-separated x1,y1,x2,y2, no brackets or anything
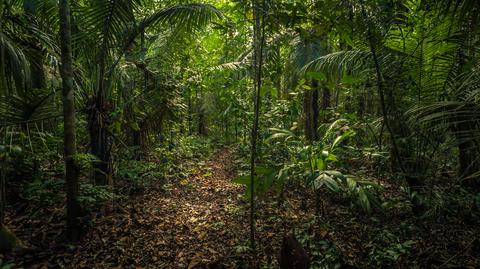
2,132,480,268
231,116,480,268
10,136,214,213
1,136,216,267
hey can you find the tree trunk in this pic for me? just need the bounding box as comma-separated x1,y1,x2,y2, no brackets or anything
59,0,81,241
187,92,193,135
357,93,365,118
132,129,141,160
303,80,319,142
198,110,207,136
303,90,313,141
131,29,147,161
312,83,320,140
363,8,407,179
89,112,111,185
321,86,330,110
88,40,111,186
87,9,114,186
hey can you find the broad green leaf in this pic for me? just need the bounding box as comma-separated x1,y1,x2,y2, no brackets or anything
233,175,250,185
315,173,340,192
346,177,357,190
358,188,371,213
316,158,326,171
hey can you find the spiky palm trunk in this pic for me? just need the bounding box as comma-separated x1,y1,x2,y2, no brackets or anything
88,32,112,186
89,105,111,186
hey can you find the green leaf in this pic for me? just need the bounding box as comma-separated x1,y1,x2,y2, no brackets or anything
301,84,312,90
324,170,344,178
266,132,290,141
130,122,140,131
325,153,338,162
331,130,355,150
255,165,274,175
357,180,381,188
315,173,340,192
232,175,250,185
266,128,295,142
357,188,371,213
346,177,357,190
316,158,326,171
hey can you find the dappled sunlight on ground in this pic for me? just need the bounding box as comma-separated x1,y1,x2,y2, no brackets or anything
69,149,256,268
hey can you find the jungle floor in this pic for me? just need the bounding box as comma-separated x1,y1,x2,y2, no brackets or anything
2,147,480,268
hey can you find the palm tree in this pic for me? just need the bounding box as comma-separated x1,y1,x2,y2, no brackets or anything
71,1,222,185
303,0,480,188
0,0,59,144
288,32,328,141
0,0,59,250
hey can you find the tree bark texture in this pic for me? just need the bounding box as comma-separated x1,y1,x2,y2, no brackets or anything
59,0,81,241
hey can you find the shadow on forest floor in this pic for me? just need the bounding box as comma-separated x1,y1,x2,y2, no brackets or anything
3,148,299,268
3,147,480,268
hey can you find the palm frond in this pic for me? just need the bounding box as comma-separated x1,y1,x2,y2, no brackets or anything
0,31,31,93
302,50,372,79
140,3,223,32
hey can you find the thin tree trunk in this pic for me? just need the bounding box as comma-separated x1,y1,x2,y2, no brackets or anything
358,93,365,118
187,90,193,135
312,81,320,140
24,3,47,91
362,4,407,179
249,0,265,250
321,86,330,111
198,110,207,136
0,0,6,227
29,50,46,90
303,81,320,142
303,90,313,141
132,29,147,161
132,129,141,160
59,0,81,241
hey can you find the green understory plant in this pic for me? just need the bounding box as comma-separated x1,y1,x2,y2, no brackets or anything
78,184,118,212
231,119,379,213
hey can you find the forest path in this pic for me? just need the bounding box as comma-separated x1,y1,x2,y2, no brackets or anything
71,148,249,268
